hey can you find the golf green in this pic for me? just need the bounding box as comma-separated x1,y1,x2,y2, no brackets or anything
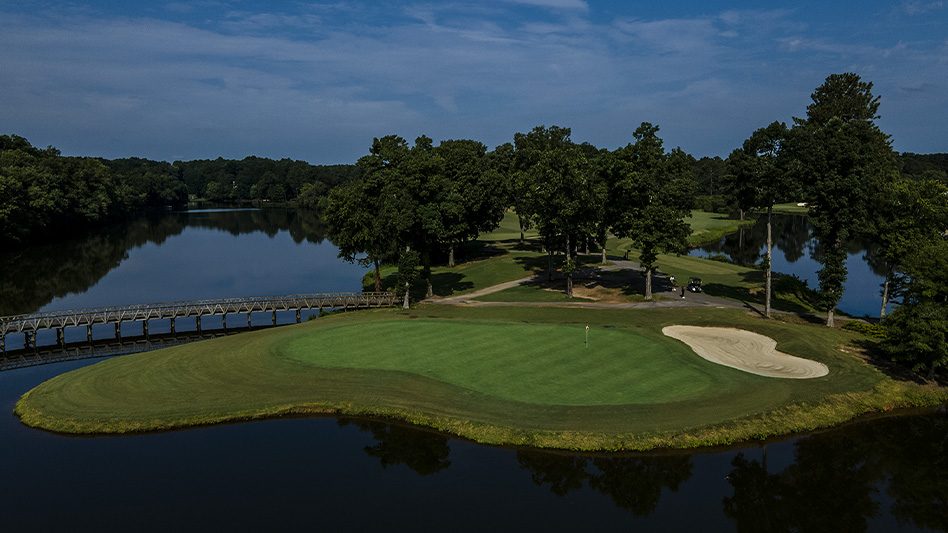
282,320,748,405
16,307,942,450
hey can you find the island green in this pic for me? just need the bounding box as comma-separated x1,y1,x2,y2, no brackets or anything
15,306,946,451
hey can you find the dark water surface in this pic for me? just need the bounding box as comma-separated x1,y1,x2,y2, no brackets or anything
2,209,947,531
690,214,889,318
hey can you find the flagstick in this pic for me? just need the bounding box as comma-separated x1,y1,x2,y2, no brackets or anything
585,324,588,348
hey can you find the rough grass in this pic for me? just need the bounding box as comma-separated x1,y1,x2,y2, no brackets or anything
16,306,946,450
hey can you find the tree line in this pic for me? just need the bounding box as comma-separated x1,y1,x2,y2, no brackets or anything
176,156,360,206
0,135,359,247
324,124,696,307
326,72,947,377
721,73,948,377
0,134,188,246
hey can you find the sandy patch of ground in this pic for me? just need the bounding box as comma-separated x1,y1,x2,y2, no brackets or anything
662,325,829,379
537,276,639,303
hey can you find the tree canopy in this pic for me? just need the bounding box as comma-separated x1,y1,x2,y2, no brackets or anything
785,73,898,326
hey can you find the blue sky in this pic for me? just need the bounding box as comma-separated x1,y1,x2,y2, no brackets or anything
1,1,946,164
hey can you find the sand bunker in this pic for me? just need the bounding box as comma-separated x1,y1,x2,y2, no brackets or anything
662,326,829,379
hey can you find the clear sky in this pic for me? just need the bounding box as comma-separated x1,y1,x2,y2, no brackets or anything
2,1,946,164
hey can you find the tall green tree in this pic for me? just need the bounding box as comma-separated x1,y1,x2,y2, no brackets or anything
867,178,948,317
324,135,408,293
612,123,695,299
512,125,574,265
881,237,948,378
514,126,595,297
726,121,793,317
435,139,505,267
787,73,898,326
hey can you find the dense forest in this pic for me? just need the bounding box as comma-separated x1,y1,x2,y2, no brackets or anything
0,134,359,247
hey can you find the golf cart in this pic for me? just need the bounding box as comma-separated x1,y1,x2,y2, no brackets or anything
687,277,703,293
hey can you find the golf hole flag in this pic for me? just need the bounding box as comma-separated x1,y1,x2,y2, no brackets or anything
585,324,589,347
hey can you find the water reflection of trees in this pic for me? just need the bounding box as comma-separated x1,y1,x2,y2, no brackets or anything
699,215,812,266
338,419,451,476
0,208,327,315
517,450,693,515
724,411,948,532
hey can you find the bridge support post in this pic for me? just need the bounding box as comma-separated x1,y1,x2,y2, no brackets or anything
222,314,227,329
170,318,176,335
196,315,202,333
143,320,149,339
272,310,277,326
115,322,121,339
296,309,301,323
87,325,93,343
1,334,5,353
247,312,252,329
57,328,64,347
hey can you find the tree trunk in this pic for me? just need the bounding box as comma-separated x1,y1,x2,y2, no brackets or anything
765,205,772,318
373,258,382,292
423,249,433,299
402,284,410,309
645,266,653,299
566,235,573,298
826,307,835,328
567,275,573,298
739,226,745,259
601,237,607,264
880,271,890,318
448,243,455,268
519,215,526,244
547,250,554,281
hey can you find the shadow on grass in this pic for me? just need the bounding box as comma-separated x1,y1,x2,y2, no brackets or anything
848,336,938,384
701,270,822,315
371,271,475,299
513,254,553,277
429,272,475,297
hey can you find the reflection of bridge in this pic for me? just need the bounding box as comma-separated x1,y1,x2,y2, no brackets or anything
0,292,398,353
0,330,245,371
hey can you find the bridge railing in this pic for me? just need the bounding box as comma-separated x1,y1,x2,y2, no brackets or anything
0,291,398,335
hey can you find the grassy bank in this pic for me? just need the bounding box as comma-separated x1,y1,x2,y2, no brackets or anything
15,306,946,450
685,211,756,246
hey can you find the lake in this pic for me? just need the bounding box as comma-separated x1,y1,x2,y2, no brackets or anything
690,214,890,318
1,208,946,531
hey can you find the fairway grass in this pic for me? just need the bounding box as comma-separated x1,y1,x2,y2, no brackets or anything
15,306,947,451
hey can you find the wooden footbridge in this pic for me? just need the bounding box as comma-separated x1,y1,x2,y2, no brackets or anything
0,291,398,353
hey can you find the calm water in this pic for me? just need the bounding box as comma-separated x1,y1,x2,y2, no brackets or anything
690,214,889,318
1,209,946,531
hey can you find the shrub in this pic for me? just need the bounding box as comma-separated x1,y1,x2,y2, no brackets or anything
843,320,887,339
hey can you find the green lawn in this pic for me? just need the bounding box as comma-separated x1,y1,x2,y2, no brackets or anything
685,211,755,246
770,202,810,215
476,211,539,242
16,306,945,450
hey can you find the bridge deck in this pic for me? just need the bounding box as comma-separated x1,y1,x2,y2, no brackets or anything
0,292,398,336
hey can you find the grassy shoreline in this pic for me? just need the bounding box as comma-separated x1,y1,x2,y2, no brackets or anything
15,306,948,451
